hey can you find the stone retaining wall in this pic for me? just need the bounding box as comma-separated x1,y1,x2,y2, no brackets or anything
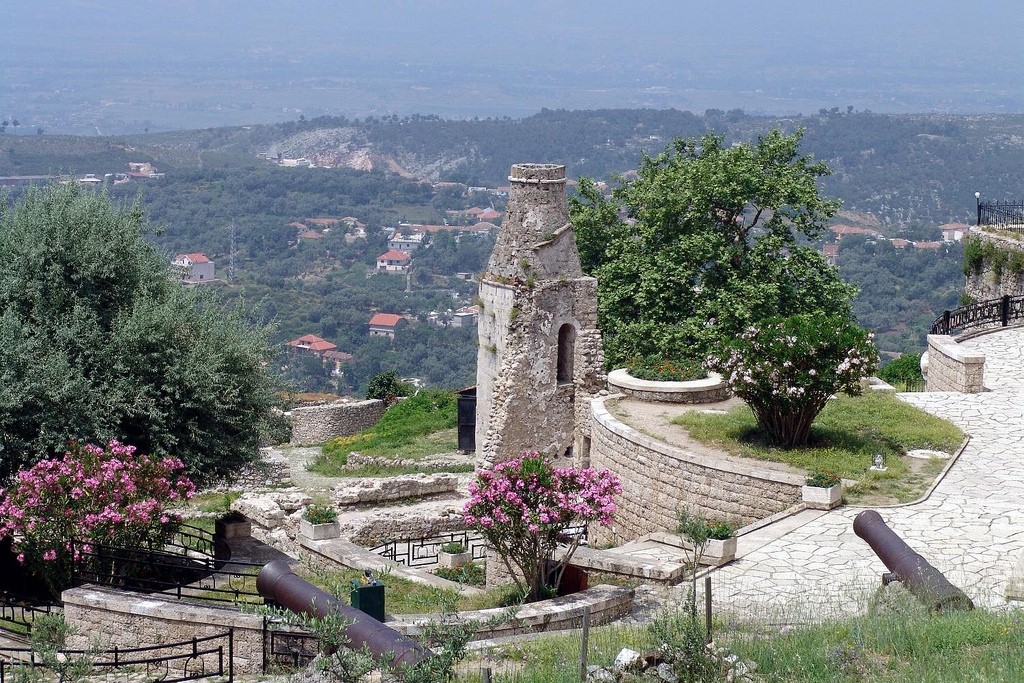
965,231,1024,300
62,587,265,674
288,399,386,446
607,369,729,404
588,396,803,544
924,334,986,392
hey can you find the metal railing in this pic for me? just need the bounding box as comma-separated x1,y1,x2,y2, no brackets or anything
979,200,1024,233
368,523,589,568
930,294,1024,336
0,630,234,683
262,619,319,672
66,524,265,605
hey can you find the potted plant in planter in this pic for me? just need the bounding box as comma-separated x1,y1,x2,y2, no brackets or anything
436,541,472,569
677,510,737,566
300,504,340,540
215,510,251,540
803,470,843,510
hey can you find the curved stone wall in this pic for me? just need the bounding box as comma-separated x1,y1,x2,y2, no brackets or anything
588,395,803,545
924,334,986,393
288,398,387,446
607,369,729,404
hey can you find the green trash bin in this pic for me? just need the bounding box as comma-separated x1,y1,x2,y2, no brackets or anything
351,578,385,622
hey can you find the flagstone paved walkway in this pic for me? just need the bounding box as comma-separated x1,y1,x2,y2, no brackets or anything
686,326,1024,622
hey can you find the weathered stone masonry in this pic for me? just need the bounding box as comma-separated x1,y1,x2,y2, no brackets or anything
965,231,1024,301
588,396,803,545
288,398,386,446
475,164,604,466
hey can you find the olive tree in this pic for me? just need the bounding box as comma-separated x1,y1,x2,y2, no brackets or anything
569,129,855,368
0,183,281,484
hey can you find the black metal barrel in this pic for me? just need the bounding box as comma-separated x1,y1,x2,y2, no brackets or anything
256,560,430,672
853,510,974,612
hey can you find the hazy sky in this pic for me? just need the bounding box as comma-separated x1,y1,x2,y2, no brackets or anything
3,1,1024,133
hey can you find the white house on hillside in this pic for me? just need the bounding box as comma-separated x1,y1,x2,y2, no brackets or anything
172,253,215,283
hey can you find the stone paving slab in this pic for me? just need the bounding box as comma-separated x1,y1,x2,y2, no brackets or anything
676,327,1024,622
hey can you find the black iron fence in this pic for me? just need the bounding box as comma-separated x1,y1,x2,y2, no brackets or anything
0,593,57,638
262,619,319,672
66,523,265,605
979,200,1024,231
930,294,1024,336
368,523,589,569
0,630,234,683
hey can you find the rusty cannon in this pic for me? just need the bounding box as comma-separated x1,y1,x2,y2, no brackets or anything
853,509,974,612
256,560,430,673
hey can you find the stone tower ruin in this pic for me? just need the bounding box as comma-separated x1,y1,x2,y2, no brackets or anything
474,163,604,466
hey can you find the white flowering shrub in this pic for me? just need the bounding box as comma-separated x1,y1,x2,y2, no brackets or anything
709,312,878,448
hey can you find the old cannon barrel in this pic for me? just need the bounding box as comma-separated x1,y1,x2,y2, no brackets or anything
256,560,430,672
853,510,973,611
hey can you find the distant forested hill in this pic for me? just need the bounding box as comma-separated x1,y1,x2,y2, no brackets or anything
3,107,1009,387
6,109,1024,229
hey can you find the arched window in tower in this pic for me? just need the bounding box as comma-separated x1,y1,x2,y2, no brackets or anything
557,323,575,385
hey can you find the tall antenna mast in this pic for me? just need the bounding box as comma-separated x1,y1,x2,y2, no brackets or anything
229,220,237,281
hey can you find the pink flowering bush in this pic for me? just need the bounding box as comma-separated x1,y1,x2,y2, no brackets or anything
0,440,195,596
463,452,621,602
709,312,878,448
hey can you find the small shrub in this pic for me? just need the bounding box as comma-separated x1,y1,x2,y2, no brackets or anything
434,562,485,586
440,541,466,554
303,504,338,524
627,353,706,382
365,370,413,403
806,470,842,487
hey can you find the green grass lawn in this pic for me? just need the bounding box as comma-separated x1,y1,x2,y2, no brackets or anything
672,392,963,503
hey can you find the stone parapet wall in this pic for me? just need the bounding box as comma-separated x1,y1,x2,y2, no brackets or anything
62,587,265,674
924,334,986,392
965,231,1024,300
607,369,729,404
288,399,386,446
588,396,802,544
390,584,633,638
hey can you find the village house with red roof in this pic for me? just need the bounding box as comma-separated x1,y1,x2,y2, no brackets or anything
285,334,352,375
171,252,215,283
376,250,412,274
829,224,882,240
368,313,405,339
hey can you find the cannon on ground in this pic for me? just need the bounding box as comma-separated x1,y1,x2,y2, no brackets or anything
853,509,974,612
256,560,430,673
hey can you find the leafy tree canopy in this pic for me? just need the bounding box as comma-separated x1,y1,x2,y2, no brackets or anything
0,183,281,484
570,129,855,367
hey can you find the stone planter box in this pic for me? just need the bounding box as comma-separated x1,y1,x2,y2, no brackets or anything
437,550,472,569
802,484,843,510
702,536,737,565
648,532,736,566
300,519,340,540
215,517,252,540
607,369,729,404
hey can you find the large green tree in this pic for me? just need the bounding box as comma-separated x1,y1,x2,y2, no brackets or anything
0,183,282,484
570,129,855,367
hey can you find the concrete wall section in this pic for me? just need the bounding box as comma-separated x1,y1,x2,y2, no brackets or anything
588,396,803,545
925,334,986,392
288,399,386,446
